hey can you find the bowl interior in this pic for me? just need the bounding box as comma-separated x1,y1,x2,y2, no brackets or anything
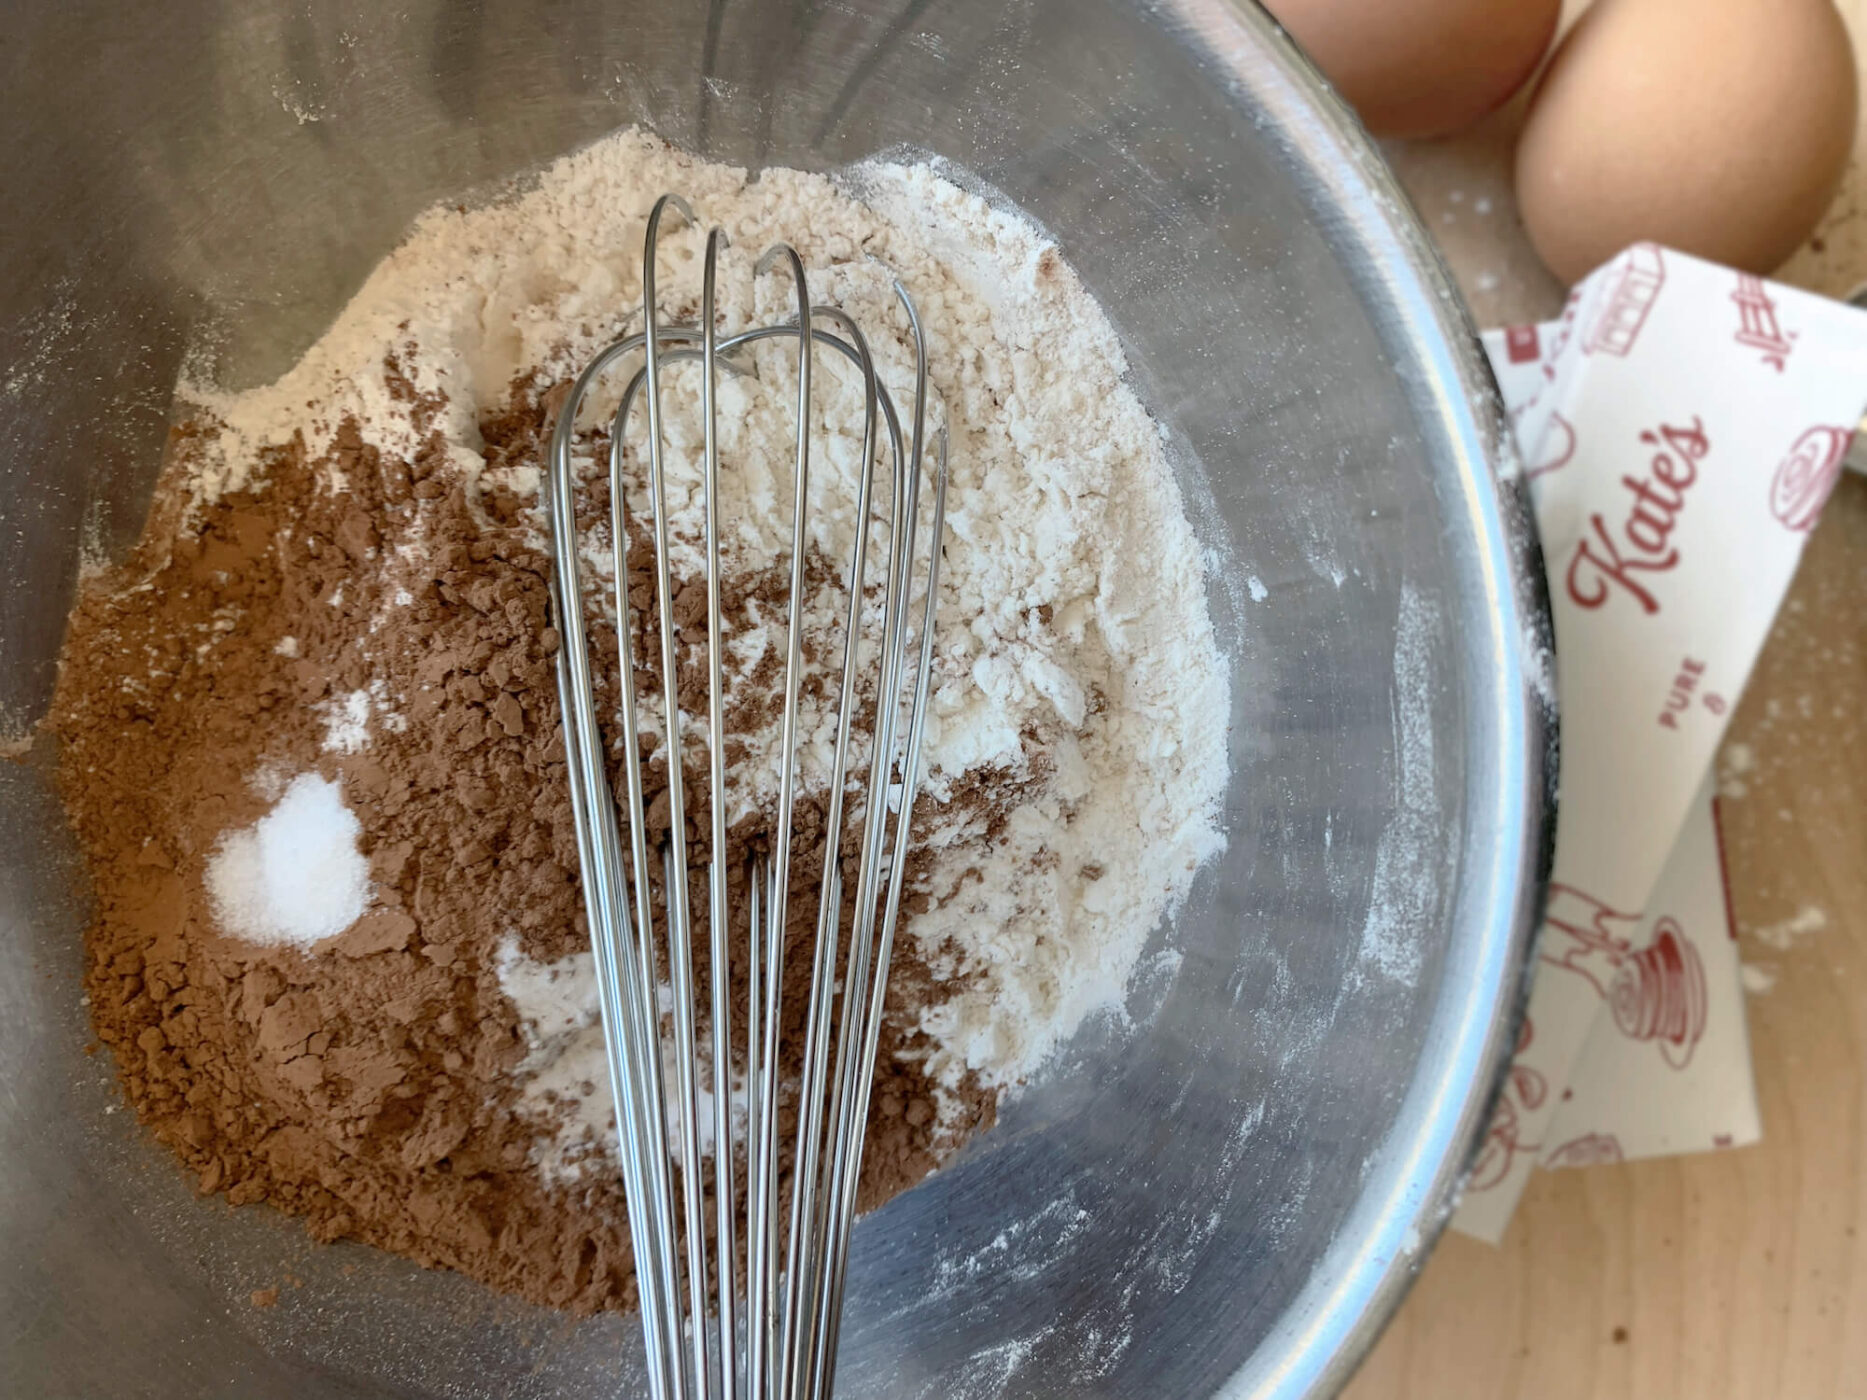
0,2,1549,1396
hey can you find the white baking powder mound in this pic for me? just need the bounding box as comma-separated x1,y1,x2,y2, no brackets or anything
206,773,370,946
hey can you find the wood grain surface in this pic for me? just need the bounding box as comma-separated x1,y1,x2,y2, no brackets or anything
1343,3,1867,1396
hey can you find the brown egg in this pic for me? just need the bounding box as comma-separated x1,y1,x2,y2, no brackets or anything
1267,0,1561,139
1516,0,1859,283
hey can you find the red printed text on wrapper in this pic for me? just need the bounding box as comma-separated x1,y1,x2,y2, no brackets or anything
1565,417,1709,615
1659,655,1725,730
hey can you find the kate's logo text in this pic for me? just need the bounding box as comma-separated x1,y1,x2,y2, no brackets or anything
1566,417,1709,615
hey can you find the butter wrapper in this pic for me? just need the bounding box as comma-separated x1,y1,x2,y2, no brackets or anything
1452,246,1865,1241
1542,780,1759,1166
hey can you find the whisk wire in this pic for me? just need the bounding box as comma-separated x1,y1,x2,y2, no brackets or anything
747,241,813,1400
547,196,945,1400
700,224,740,1400
638,192,716,1400
817,426,948,1394
606,316,690,1398
549,335,685,1400
775,302,887,1400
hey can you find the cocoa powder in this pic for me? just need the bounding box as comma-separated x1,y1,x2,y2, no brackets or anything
45,384,996,1315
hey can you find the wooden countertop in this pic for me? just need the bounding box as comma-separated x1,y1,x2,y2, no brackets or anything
1343,4,1867,1397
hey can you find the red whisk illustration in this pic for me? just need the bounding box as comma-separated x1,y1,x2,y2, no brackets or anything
1541,884,1709,1069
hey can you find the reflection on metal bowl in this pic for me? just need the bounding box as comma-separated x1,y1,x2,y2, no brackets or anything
0,2,1552,1396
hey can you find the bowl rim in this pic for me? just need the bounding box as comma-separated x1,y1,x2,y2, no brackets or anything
1163,3,1557,1395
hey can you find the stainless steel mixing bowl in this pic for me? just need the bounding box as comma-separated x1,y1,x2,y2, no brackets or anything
0,1,1553,1395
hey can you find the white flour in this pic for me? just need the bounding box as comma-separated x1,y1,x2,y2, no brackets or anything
182,128,1229,1161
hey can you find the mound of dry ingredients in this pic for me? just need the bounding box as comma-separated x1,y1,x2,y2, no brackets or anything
46,130,1228,1313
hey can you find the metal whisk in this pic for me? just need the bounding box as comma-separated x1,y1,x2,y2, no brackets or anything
543,193,947,1400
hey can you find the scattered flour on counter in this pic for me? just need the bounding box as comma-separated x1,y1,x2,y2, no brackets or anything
1741,962,1779,995
1718,740,1756,799
205,774,369,946
1750,904,1829,951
